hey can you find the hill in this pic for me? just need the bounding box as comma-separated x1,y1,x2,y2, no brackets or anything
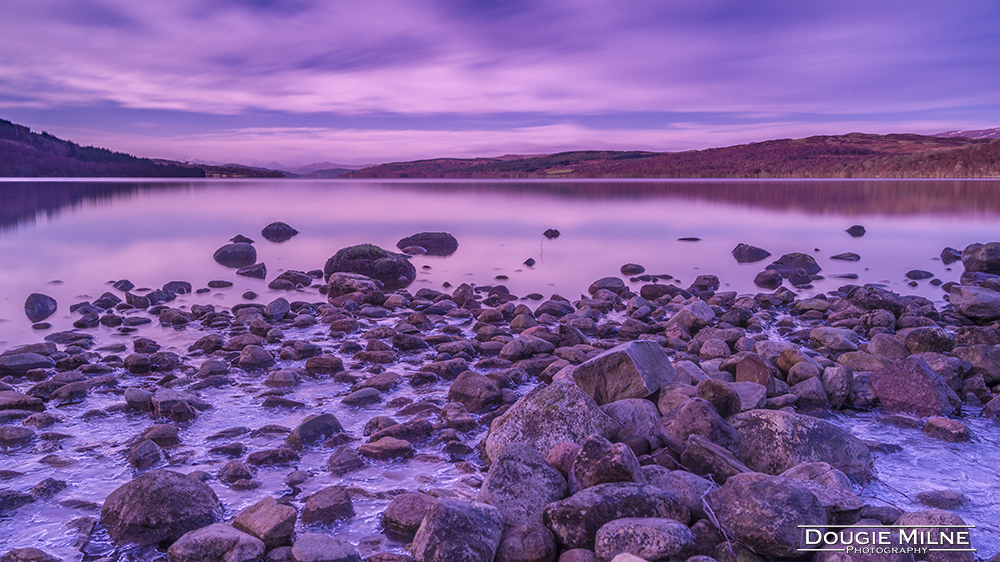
0,119,206,177
344,133,1000,179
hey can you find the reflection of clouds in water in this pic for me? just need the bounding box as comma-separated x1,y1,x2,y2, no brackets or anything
1,179,998,346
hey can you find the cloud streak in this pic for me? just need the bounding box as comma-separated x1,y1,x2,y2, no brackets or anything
1,0,998,164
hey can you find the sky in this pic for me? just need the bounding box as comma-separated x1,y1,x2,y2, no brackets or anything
1,0,999,168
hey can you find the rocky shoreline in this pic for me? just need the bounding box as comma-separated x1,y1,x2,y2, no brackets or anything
2,233,1000,562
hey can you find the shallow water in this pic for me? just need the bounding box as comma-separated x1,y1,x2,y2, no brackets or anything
2,178,1000,559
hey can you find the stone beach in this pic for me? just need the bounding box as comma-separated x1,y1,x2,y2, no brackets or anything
2,231,1000,562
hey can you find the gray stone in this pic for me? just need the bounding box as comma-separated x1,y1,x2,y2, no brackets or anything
495,523,558,562
572,341,678,405
870,357,961,417
641,466,714,520
569,434,645,494
706,473,826,559
599,399,660,442
24,294,57,323
810,327,859,351
291,533,360,562
383,492,437,537
950,285,1000,321
0,353,55,376
484,380,620,463
478,443,568,527
449,371,502,412
412,498,504,562
232,496,296,549
961,242,1000,274
730,409,873,481
594,518,694,562
302,486,354,524
167,523,264,562
679,434,752,485
542,482,689,551
101,469,223,545
653,398,739,454
213,243,257,268
324,244,416,290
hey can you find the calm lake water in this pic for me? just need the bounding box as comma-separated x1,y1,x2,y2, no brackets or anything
2,178,1000,347
2,178,1000,558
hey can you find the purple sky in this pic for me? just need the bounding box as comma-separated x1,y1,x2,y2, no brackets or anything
2,0,998,167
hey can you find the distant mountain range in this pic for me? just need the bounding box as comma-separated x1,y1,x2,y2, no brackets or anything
345,133,1000,179
3,117,1000,178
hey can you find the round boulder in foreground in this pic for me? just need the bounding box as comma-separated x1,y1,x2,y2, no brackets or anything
396,232,458,256
100,469,223,545
213,243,257,268
324,244,416,290
24,293,57,323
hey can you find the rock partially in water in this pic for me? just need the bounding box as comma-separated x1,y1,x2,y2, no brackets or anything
730,409,873,481
941,246,962,265
100,469,223,545
412,498,504,562
23,294,57,323
731,243,771,263
396,232,459,256
830,252,861,261
767,252,822,276
236,263,267,279
291,533,360,562
753,269,783,290
870,357,961,417
0,353,55,376
543,229,560,239
302,485,354,524
232,496,297,549
949,285,1000,322
620,263,645,275
962,241,1000,274
213,243,257,268
382,492,437,537
324,244,416,290
261,221,298,243
167,523,264,562
846,225,866,237
0,548,62,562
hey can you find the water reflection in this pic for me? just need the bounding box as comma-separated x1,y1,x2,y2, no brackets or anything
3,179,1000,234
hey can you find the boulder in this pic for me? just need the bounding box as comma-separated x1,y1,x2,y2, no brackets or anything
291,533,360,562
495,523,558,562
500,335,556,361
679,434,752,484
484,380,620,463
641,466,714,520
951,285,1000,322
213,243,257,268
411,498,504,562
569,434,645,494
448,372,502,412
870,357,961,417
101,469,223,545
961,242,1000,274
261,221,298,243
383,492,437,537
0,353,55,376
594,518,694,562
730,409,873,481
894,510,975,562
810,327,860,351
478,443,568,527
706,473,827,559
653,398,739,454
767,253,821,276
599,399,660,442
324,244,416,290
950,345,1000,385
302,486,354,524
232,496,296,549
286,413,344,449
572,341,678,406
24,294,57,323
167,523,264,562
542,482,689,550
732,243,771,263
396,232,459,256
